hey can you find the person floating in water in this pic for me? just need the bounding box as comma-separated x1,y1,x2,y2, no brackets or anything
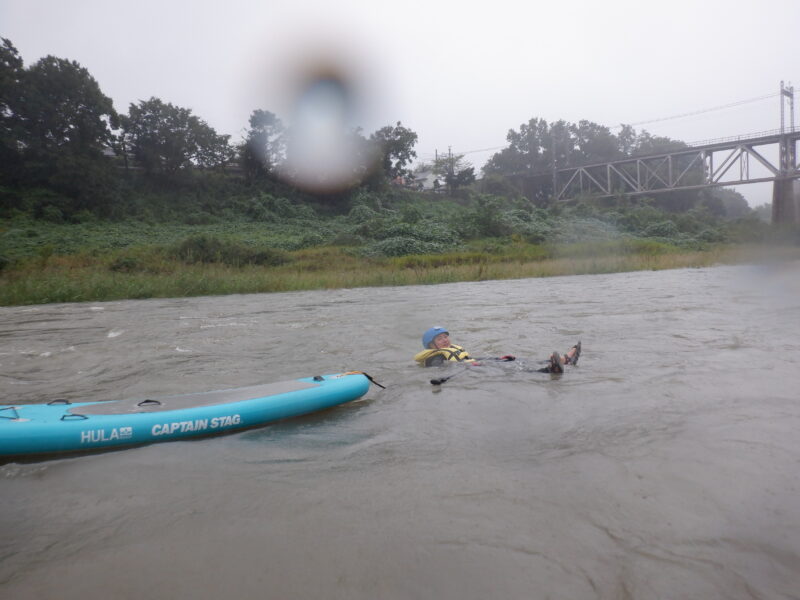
414,326,580,374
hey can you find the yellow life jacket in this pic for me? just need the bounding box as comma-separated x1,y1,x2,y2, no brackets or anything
414,344,472,367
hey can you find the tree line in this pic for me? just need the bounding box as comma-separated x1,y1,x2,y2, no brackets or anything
0,38,421,217
1,37,749,222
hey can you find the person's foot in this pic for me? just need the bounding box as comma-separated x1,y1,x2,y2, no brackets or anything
564,341,581,366
549,351,564,374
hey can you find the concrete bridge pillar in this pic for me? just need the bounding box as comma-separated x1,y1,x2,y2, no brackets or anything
772,179,800,224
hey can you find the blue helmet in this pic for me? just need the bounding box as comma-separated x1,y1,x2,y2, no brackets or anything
422,326,448,348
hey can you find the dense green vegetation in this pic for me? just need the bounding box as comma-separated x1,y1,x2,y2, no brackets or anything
4,186,798,306
0,186,780,262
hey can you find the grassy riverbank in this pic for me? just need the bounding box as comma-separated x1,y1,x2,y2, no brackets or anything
3,239,798,306
3,187,798,307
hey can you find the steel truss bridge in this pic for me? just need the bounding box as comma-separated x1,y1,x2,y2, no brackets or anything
550,129,800,223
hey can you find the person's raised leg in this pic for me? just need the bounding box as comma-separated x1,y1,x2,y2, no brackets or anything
564,341,581,366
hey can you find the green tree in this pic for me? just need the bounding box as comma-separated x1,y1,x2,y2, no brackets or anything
483,118,553,176
432,152,474,193
570,120,620,163
370,121,418,180
239,109,285,181
617,124,638,156
122,97,233,175
752,202,771,222
0,38,25,184
705,188,750,219
21,56,117,157
11,52,118,213
448,165,475,191
193,124,236,170
626,129,687,156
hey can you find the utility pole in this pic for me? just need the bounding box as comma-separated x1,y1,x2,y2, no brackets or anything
551,136,557,202
780,80,795,133
448,146,453,194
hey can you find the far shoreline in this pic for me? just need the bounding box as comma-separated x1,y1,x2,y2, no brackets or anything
2,244,799,308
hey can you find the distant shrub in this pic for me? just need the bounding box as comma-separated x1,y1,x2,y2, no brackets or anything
171,234,290,267
392,251,496,269
70,210,96,223
348,204,379,224
291,203,318,220
468,238,513,255
360,236,447,258
246,247,292,266
480,174,524,198
183,211,216,225
607,204,668,234
516,219,552,244
724,216,771,243
413,221,460,245
375,221,416,240
355,217,460,248
328,232,365,246
400,204,423,224
269,196,304,219
460,198,514,238
551,217,620,243
109,256,140,273
348,189,385,212
620,238,676,255
173,235,228,263
697,228,726,243
642,220,680,238
40,205,65,223
34,244,55,268
295,232,326,249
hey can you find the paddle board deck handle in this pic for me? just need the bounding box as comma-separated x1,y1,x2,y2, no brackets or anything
1,406,21,420
60,413,88,421
47,399,71,405
137,399,161,407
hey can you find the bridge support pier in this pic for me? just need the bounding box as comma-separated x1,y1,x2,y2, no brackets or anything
772,179,800,224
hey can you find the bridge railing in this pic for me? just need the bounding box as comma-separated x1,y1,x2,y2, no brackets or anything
689,126,799,147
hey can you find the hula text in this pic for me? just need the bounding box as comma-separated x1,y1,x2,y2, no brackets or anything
79,414,242,444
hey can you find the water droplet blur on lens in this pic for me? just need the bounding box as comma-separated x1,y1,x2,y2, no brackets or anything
279,68,377,192
248,28,388,195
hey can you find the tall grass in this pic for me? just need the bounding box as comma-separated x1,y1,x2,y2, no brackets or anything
3,243,797,306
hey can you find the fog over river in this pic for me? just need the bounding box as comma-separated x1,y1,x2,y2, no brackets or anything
2,262,799,599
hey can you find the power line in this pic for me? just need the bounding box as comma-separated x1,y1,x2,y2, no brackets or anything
417,88,790,162
616,92,780,128
455,145,507,155
416,145,504,160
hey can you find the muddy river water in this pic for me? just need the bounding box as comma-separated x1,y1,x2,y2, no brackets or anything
2,262,799,599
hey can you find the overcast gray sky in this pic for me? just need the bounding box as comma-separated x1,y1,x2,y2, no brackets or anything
2,0,798,206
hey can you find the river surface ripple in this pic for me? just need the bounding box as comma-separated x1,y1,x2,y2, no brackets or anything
2,263,800,599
